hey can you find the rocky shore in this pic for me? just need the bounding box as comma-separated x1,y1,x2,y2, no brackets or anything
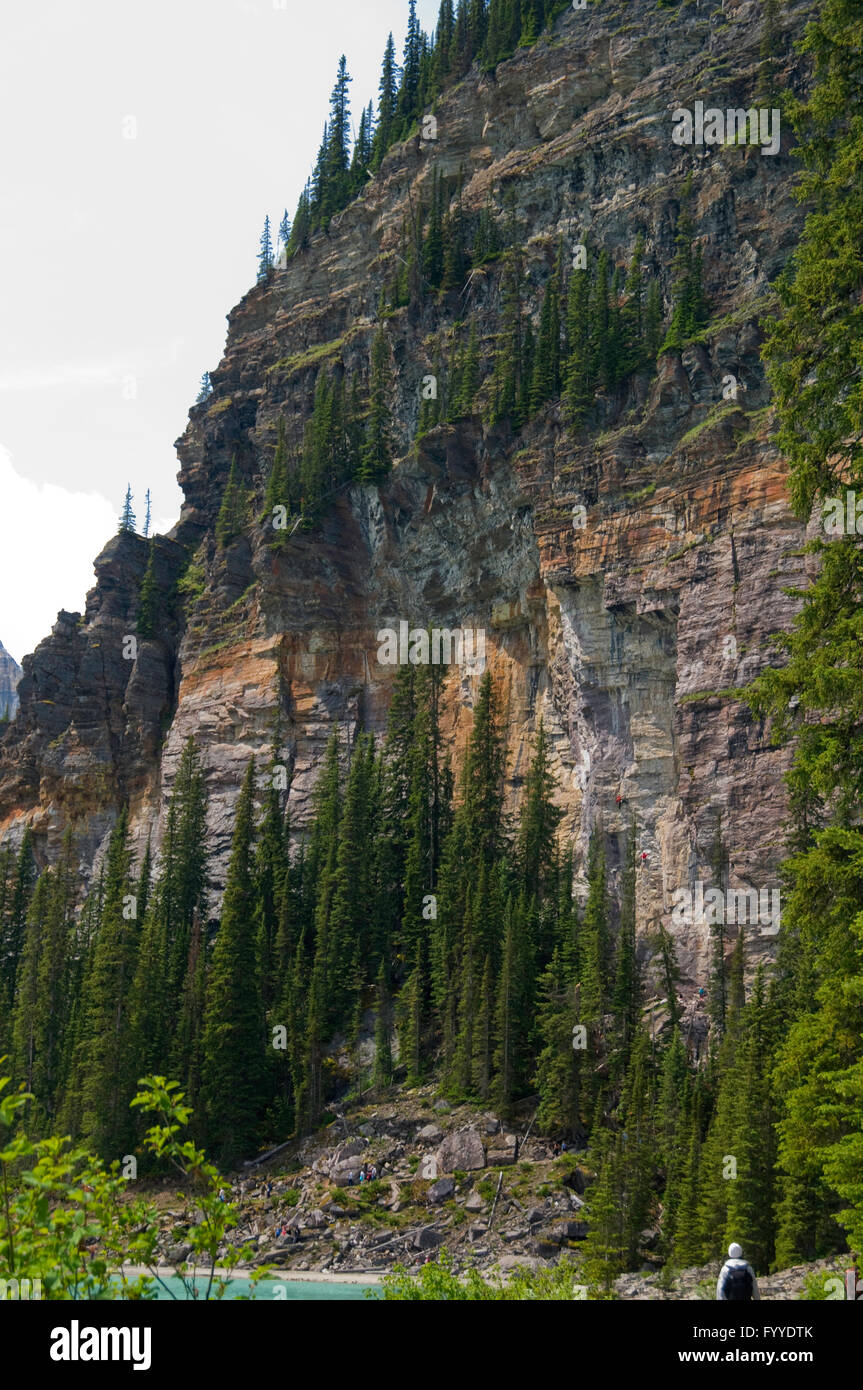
140,1086,844,1300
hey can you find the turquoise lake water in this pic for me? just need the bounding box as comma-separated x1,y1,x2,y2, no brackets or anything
114,1275,378,1301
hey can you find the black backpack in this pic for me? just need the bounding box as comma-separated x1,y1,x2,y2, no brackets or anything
724,1263,754,1301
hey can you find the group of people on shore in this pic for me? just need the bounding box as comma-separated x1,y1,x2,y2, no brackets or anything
347,1163,379,1185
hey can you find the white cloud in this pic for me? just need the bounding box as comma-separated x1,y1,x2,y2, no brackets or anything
0,443,117,664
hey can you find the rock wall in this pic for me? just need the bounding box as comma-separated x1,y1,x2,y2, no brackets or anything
0,0,819,1008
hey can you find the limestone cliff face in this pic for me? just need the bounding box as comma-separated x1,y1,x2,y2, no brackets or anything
0,0,818,1013
0,641,21,721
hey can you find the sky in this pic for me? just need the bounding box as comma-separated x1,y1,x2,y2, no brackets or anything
0,0,440,665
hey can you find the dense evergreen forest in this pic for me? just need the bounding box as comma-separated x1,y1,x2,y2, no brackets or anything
1,0,861,1298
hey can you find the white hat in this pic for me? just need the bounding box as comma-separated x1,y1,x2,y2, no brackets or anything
728,1242,743,1259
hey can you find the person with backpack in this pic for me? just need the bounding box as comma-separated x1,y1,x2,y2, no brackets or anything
717,1243,760,1300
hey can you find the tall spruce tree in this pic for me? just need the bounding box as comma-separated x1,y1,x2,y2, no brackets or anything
201,760,267,1163
359,327,394,483
64,808,138,1157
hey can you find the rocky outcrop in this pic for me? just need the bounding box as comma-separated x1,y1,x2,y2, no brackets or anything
0,640,21,721
437,1128,486,1173
0,0,819,1004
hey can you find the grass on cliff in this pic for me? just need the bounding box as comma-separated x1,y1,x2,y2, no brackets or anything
267,335,349,379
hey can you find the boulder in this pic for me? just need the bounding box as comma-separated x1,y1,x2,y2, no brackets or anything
331,1161,362,1185
412,1225,444,1251
427,1176,456,1204
529,1238,559,1259
483,1114,500,1135
416,1123,444,1144
433,1099,451,1114
464,1191,484,1213
544,1220,587,1243
334,1139,365,1163
561,1165,589,1194
436,1127,485,1173
486,1149,516,1166
498,1255,542,1273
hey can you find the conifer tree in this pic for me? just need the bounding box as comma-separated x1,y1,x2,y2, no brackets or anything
722,968,776,1271
433,0,455,83
359,327,394,483
399,962,424,1085
119,485,135,534
287,182,312,256
441,178,470,292
322,56,353,223
254,773,289,1014
612,823,640,1069
215,459,248,548
422,168,446,289
643,278,663,362
397,0,423,132
708,820,728,1038
326,735,376,1023
473,952,495,1100
492,894,532,1113
264,416,290,524
171,912,208,1134
11,830,76,1126
201,760,267,1163
277,209,291,257
662,176,708,349
0,826,35,1011
534,941,580,1134
590,248,612,389
196,371,213,403
529,246,563,413
372,33,400,167
581,1127,625,1294
488,247,524,426
670,1089,705,1268
619,233,646,374
350,103,374,191
10,871,51,1097
564,240,592,423
136,543,159,639
656,920,682,1030
473,194,502,266
257,214,274,282
618,1028,656,1268
64,808,138,1156
518,719,562,902
374,960,394,1088
451,888,478,1095
449,321,480,419
580,823,610,1028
